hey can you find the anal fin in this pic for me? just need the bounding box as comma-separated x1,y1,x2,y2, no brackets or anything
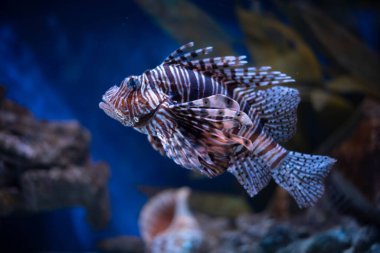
228,155,271,197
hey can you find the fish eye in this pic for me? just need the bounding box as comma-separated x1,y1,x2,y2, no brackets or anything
127,77,140,90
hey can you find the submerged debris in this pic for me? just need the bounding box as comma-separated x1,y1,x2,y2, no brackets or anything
331,99,380,204
316,98,380,228
100,187,380,253
98,236,145,253
197,211,379,253
0,86,110,228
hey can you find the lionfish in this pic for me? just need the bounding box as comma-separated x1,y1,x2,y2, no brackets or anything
99,42,336,208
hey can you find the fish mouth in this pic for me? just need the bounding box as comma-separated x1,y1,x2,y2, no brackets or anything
99,97,118,119
99,98,133,126
99,101,107,110
99,85,119,114
99,100,113,116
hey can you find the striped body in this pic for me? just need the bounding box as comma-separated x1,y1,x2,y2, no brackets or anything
100,42,335,208
148,64,228,103
135,64,287,171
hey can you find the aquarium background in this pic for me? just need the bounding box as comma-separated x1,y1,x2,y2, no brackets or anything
0,0,379,251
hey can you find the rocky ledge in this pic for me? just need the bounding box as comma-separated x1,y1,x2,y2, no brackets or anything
0,86,110,229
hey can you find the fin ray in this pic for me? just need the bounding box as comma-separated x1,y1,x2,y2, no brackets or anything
234,86,300,142
162,43,295,89
158,95,256,177
228,155,272,196
163,42,195,63
147,135,165,156
170,94,240,111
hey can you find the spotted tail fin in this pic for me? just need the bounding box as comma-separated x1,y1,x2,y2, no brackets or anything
272,152,336,208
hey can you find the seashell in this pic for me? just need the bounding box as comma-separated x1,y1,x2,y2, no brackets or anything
139,187,203,253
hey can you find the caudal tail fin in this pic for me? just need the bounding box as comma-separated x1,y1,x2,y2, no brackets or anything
272,151,336,208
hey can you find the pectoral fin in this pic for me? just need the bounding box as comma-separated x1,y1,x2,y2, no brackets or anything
155,95,254,177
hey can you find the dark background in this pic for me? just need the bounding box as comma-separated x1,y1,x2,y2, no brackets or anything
0,0,378,251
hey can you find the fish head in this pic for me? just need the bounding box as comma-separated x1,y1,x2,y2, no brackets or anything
99,76,141,127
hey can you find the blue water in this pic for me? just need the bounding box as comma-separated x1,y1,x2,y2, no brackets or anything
0,0,378,251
